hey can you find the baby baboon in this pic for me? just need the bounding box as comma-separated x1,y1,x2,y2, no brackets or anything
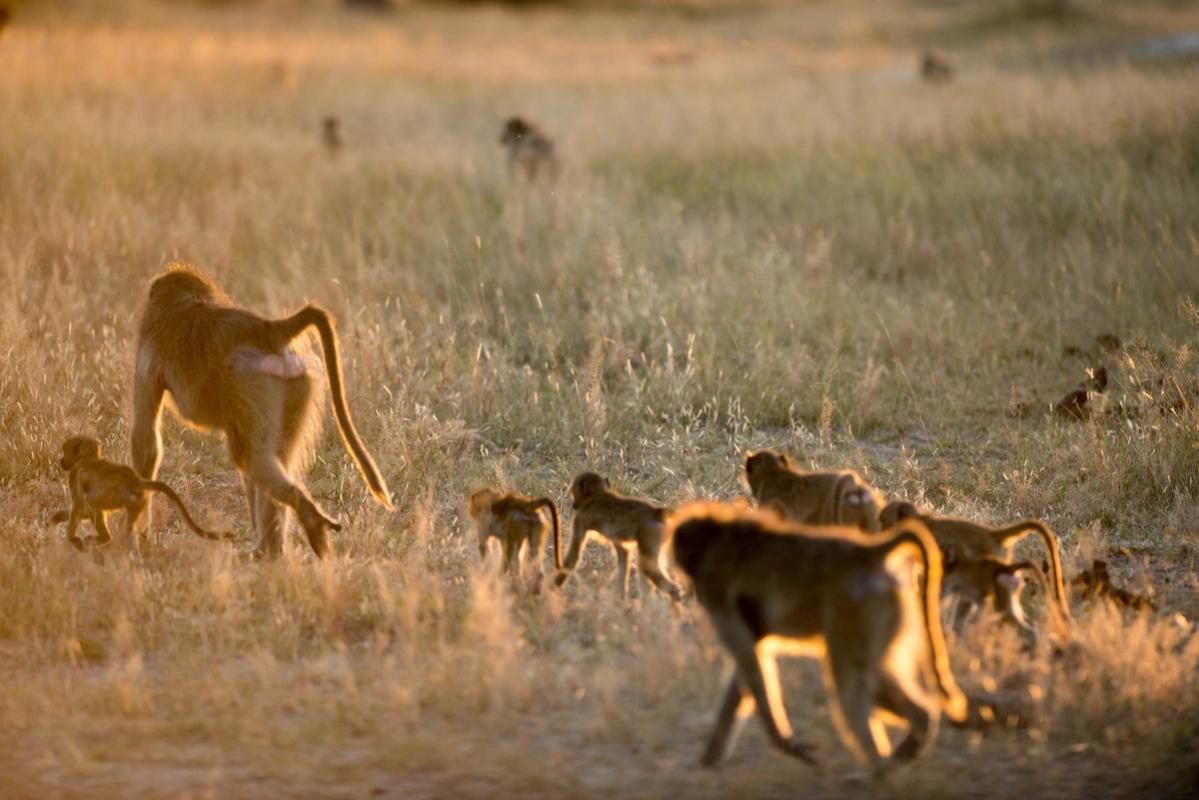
944,556,1065,644
920,50,953,83
671,502,967,769
880,501,1073,641
555,472,683,601
499,116,556,180
50,435,233,552
130,262,392,559
1071,559,1157,612
744,449,885,533
322,116,343,155
467,487,561,590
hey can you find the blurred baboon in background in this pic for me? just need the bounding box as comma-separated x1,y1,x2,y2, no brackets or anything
920,50,953,83
500,116,557,180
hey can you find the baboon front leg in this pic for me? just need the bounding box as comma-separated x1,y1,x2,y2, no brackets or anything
710,615,818,765
130,372,165,533
700,675,756,767
638,535,684,602
875,676,935,764
65,506,87,551
91,511,113,546
554,523,589,588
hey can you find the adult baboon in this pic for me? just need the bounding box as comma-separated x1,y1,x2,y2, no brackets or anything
744,449,885,533
130,262,392,558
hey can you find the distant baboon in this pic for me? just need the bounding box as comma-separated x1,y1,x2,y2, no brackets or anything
322,116,343,156
467,487,561,590
1071,559,1156,611
920,50,953,83
880,501,1072,642
50,435,233,552
744,449,885,533
555,472,683,601
670,502,967,769
130,262,392,559
499,116,557,180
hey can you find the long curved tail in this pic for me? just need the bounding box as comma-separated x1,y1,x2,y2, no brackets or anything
277,305,393,509
993,520,1072,625
531,498,562,569
877,521,968,722
144,481,234,541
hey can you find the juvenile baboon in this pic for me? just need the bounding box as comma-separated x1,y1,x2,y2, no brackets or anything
920,50,953,83
670,502,967,769
1071,559,1156,612
322,116,343,155
130,262,392,559
467,487,561,590
50,435,233,552
555,472,683,601
943,556,1066,644
499,116,556,180
744,449,885,533
880,501,1073,640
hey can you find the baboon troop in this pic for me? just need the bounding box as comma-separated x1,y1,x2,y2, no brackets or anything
499,116,557,180
50,435,233,552
467,487,561,590
130,262,392,559
554,472,684,601
671,502,966,768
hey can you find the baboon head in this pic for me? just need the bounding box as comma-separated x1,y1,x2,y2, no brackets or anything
743,449,793,489
467,487,501,518
569,472,610,510
500,116,532,145
879,499,919,529
59,436,101,471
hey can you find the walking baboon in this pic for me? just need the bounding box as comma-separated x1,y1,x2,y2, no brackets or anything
880,501,1072,641
50,435,233,552
555,472,683,601
467,487,561,590
499,116,556,180
670,502,967,769
744,449,884,533
130,262,392,559
322,116,343,155
943,556,1065,644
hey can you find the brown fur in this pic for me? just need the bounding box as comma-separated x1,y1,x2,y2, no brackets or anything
880,500,1073,643
467,487,561,591
944,556,1069,645
920,50,953,83
130,262,392,559
744,449,885,533
50,435,233,552
499,116,557,180
554,472,683,601
1071,559,1157,611
322,116,343,155
669,502,966,769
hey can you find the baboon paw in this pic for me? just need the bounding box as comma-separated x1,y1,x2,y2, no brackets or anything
780,738,819,765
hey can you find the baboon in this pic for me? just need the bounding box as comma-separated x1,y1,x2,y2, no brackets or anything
920,50,953,83
744,449,885,533
555,472,683,601
322,116,343,155
499,116,556,180
670,502,967,769
880,501,1073,641
943,556,1066,644
130,262,392,559
467,487,561,590
50,435,233,552
1071,559,1156,611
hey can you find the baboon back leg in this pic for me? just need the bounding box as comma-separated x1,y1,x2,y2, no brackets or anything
995,583,1038,647
244,474,288,558
875,675,935,763
700,674,755,767
528,528,547,588
91,511,112,546
637,534,683,601
827,648,888,765
709,615,817,764
65,506,86,551
614,545,631,597
247,455,336,558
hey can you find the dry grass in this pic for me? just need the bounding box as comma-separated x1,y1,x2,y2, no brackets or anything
1,0,1198,797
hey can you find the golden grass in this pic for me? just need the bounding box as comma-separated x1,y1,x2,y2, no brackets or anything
1,0,1198,796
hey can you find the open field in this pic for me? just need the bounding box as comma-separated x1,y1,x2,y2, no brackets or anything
1,0,1198,797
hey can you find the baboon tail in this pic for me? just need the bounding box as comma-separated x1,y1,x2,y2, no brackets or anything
278,305,393,510
144,481,233,541
531,498,562,570
994,520,1072,625
877,521,968,722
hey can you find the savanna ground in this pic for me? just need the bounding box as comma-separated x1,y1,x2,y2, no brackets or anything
1,0,1198,797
